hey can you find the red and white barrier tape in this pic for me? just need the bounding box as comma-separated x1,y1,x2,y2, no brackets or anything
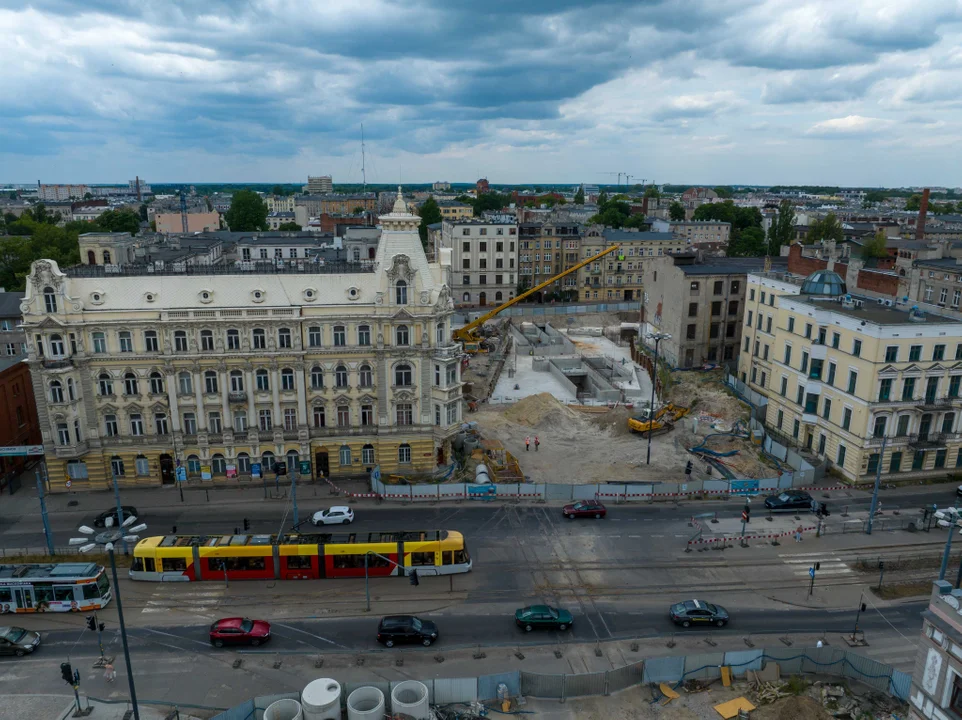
687,524,818,546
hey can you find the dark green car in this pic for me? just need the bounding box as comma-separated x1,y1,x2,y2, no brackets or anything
515,605,573,632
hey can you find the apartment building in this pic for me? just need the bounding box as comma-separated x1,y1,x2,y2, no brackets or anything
642,254,777,367
763,275,962,483
579,229,686,302
21,190,463,490
436,201,473,221
265,195,295,213
0,291,26,362
267,212,297,230
650,219,731,248
38,184,89,201
908,580,962,720
438,218,518,306
296,194,377,217
915,257,962,309
0,290,41,486
307,176,334,194
155,211,221,234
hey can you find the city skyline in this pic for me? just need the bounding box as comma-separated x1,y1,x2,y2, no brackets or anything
2,1,962,185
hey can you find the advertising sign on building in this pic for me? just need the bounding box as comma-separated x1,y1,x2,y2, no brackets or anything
201,465,212,481
226,465,237,479
251,463,262,480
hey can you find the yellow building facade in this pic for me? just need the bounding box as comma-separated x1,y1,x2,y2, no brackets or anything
23,191,463,492
763,289,962,483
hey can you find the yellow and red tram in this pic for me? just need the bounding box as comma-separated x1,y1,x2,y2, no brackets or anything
130,530,471,582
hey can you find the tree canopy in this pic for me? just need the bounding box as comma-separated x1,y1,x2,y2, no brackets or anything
92,209,141,235
644,186,660,199
224,190,268,231
692,200,762,232
669,201,686,221
588,197,648,229
0,211,81,291
277,222,302,231
726,226,767,257
767,199,796,255
863,190,888,204
574,186,585,205
713,186,733,199
417,197,442,248
806,212,844,245
860,231,890,261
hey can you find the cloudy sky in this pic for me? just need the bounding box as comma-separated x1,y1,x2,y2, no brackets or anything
2,0,962,186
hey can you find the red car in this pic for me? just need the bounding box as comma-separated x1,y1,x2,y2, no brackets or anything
562,500,607,519
209,617,271,647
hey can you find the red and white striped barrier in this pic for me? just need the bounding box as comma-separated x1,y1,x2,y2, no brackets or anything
686,524,818,551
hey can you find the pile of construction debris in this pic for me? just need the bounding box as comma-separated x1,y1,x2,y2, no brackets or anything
745,670,906,720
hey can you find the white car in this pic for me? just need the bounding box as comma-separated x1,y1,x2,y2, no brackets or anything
311,506,355,526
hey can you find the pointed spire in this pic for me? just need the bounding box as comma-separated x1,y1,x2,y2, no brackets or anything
392,186,407,214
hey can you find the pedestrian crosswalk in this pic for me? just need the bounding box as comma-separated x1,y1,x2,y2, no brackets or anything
140,587,226,619
778,552,854,578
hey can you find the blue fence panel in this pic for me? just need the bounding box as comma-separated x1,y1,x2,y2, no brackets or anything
477,671,521,701
682,652,726,681
723,649,764,675
643,656,685,684
730,480,759,495
890,670,912,701
211,700,254,720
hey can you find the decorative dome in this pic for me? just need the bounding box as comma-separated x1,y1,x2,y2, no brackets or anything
391,186,407,214
800,270,847,297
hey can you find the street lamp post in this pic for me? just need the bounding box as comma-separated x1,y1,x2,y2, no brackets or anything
110,470,129,555
70,515,146,720
645,332,671,465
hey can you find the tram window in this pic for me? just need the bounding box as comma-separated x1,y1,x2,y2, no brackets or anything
410,552,435,566
97,574,111,596
209,556,266,572
54,586,74,602
131,557,143,572
163,558,187,572
34,586,54,604
333,554,389,569
287,555,313,569
454,550,469,564
442,551,454,565
0,588,11,603
83,584,101,600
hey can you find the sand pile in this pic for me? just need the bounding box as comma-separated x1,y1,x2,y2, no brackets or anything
669,370,748,423
752,696,832,720
502,392,582,430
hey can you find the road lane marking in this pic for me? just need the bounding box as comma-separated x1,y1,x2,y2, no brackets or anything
273,622,348,649
138,627,213,648
650,535,664,538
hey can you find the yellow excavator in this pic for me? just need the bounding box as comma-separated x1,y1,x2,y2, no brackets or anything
452,245,622,352
627,403,690,435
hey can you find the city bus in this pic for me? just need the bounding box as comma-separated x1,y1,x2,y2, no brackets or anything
130,530,472,582
0,562,112,613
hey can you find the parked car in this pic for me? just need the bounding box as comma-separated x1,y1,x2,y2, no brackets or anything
763,491,813,512
562,500,607,519
311,506,355,525
515,605,573,632
93,506,139,528
376,615,438,647
669,600,729,628
209,618,271,647
0,627,40,657
955,484,962,499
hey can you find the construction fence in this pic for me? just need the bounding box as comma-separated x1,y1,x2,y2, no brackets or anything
210,647,912,719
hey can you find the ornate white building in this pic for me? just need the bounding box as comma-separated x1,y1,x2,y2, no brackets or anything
21,190,462,491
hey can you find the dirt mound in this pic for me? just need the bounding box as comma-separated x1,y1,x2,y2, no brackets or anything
752,696,832,720
502,392,582,430
668,370,748,424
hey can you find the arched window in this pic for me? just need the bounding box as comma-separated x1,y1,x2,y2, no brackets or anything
252,328,266,349
227,329,240,350
237,452,251,474
234,409,247,432
358,325,371,346
110,455,124,477
149,371,164,394
230,370,244,392
211,453,226,475
359,364,373,388
312,405,326,428
49,380,63,403
395,325,409,346
67,459,88,479
87,250,96,265
286,450,299,472
98,373,113,396
395,279,408,305
308,326,322,347
394,363,412,387
123,372,139,395
496,291,503,302
103,250,112,264
187,454,201,475
462,292,471,302
178,372,192,395
204,370,218,394
398,443,412,463
281,368,295,391
361,443,375,465
335,364,348,388
278,327,292,348
261,450,275,472
200,329,214,351
92,332,107,354
43,286,57,314
339,445,352,466
174,330,188,352
310,366,324,389
49,334,65,357
436,322,445,345
255,369,270,391
333,325,346,346
67,378,75,401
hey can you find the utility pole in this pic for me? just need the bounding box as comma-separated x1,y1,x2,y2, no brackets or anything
866,435,886,535
112,470,128,555
645,332,671,465
36,467,54,556
291,468,299,529
850,592,867,642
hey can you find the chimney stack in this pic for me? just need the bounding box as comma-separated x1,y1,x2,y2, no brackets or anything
915,188,931,241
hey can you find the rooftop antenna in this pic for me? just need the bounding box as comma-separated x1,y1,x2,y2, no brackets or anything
361,123,366,191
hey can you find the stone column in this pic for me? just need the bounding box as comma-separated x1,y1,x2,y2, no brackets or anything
271,367,281,429
166,366,181,432
220,367,230,425
194,366,207,430
295,363,307,426
246,367,256,430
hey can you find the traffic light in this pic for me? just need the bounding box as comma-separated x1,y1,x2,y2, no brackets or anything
99,622,105,632
878,560,885,570
685,460,693,476
243,518,250,531
60,662,73,685
172,525,177,535
409,570,419,587
742,504,751,523
85,615,96,631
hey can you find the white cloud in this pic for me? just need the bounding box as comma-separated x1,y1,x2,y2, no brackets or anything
806,115,890,135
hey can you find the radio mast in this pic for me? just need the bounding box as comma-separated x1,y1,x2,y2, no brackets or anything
361,123,367,191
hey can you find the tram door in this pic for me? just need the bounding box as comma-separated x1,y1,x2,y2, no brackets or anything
14,588,33,611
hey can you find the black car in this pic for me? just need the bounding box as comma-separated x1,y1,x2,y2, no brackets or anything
93,506,139,528
670,599,729,628
764,491,813,512
376,615,438,648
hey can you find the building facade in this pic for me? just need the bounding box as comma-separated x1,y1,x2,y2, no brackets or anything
763,288,962,483
0,291,27,362
265,196,296,213
39,184,90,202
155,211,221,234
0,290,40,487
438,219,518,306
436,201,473,221
579,229,686,302
908,580,962,720
296,194,377,217
307,176,334,194
21,190,463,492
267,212,298,230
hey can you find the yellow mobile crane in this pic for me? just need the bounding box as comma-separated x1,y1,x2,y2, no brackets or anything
452,245,622,352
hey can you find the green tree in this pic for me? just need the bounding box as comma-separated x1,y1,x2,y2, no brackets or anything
224,190,268,231
0,236,34,291
277,222,302,231
32,203,50,224
83,192,93,200
864,190,888,204
713,186,733,199
138,203,149,222
726,226,767,257
767,199,796,255
597,190,609,206
806,212,844,245
473,192,509,217
905,194,922,212
574,186,585,205
669,201,686,221
7,192,16,200
352,206,365,214
644,186,660,200
417,197,442,248
861,230,889,260
271,185,285,196
93,209,141,234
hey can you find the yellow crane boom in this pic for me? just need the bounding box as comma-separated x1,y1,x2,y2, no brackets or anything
452,244,622,345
